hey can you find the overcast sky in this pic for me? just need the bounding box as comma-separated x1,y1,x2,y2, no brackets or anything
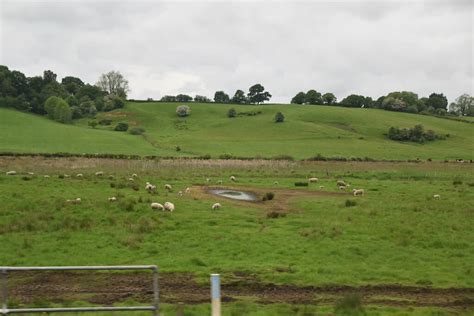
0,0,472,103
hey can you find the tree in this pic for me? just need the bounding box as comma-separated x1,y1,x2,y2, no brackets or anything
231,90,247,104
44,96,71,123
44,96,63,119
291,92,306,104
248,84,271,104
194,95,211,102
96,71,129,98
61,76,84,94
274,112,285,123
305,90,322,105
114,122,129,131
227,108,237,118
160,95,177,102
176,105,191,117
426,93,448,110
214,91,230,103
43,70,57,84
340,94,372,108
176,94,192,102
322,93,337,105
449,94,473,116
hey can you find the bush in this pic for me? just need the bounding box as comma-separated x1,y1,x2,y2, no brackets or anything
262,192,275,201
345,200,357,207
388,124,440,143
274,112,285,123
176,146,181,152
227,108,237,118
294,182,309,187
129,127,145,135
114,122,129,132
88,120,98,128
176,105,191,117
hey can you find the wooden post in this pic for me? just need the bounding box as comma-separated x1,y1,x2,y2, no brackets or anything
211,274,221,316
177,302,184,316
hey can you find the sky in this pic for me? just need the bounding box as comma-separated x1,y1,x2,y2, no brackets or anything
0,0,472,103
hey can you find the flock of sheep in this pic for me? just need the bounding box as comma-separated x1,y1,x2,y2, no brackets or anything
308,177,365,196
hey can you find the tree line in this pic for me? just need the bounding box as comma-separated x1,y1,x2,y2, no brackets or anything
290,90,473,117
157,84,272,105
0,65,129,123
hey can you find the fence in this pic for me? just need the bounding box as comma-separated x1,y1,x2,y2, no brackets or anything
0,265,159,315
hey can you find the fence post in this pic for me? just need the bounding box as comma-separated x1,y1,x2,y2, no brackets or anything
177,302,184,316
1,269,7,314
211,274,220,316
152,266,159,316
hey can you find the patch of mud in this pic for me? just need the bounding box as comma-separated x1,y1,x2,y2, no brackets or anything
7,272,474,310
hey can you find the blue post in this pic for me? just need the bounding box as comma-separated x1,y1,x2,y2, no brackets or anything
211,274,221,316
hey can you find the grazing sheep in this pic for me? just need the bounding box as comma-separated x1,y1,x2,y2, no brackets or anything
151,202,164,210
353,189,364,196
319,185,325,189
339,185,346,190
132,173,138,178
164,184,172,192
108,197,117,202
178,191,183,196
28,172,35,176
76,173,83,178
433,194,440,199
95,171,104,176
145,182,157,193
66,198,81,205
64,174,71,178
128,177,134,181
185,187,191,193
6,171,17,176
273,181,279,185
308,177,319,183
44,175,50,178
337,180,346,187
206,178,211,182
164,202,175,212
230,176,237,182
212,203,221,210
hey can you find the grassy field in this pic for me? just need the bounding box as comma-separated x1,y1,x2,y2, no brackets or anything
2,102,474,160
0,157,473,314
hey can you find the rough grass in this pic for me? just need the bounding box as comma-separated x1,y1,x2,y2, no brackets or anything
2,102,474,160
0,158,472,290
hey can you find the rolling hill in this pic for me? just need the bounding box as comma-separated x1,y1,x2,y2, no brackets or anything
1,103,473,160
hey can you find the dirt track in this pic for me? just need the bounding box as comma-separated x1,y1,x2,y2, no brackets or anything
7,271,474,310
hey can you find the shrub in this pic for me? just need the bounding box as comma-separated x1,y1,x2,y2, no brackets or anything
294,182,309,187
388,124,441,143
453,180,463,185
176,105,191,117
88,120,98,128
129,127,145,135
114,122,129,132
274,112,285,123
262,192,275,201
175,145,181,152
227,108,237,118
345,199,357,207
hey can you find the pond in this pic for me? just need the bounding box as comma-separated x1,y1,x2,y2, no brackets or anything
209,189,259,201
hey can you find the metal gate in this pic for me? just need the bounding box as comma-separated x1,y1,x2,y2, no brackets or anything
1,265,159,315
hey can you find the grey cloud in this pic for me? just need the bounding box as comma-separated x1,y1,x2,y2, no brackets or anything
0,0,472,103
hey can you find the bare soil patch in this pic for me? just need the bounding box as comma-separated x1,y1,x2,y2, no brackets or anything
7,271,474,310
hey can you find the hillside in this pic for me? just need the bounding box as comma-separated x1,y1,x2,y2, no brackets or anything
1,104,473,160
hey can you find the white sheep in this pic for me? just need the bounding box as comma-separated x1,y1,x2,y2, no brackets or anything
6,171,17,175
95,171,104,176
66,198,81,205
230,176,237,182
353,189,364,196
319,185,325,189
185,187,191,193
164,184,172,192
145,182,156,193
64,174,71,178
339,185,346,190
28,172,35,176
164,202,175,212
206,178,211,182
132,173,138,178
337,180,346,187
76,173,83,178
44,175,50,178
128,177,134,182
273,181,279,185
433,194,440,199
308,177,319,183
108,197,117,202
151,202,164,210
178,191,183,196
212,203,221,210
